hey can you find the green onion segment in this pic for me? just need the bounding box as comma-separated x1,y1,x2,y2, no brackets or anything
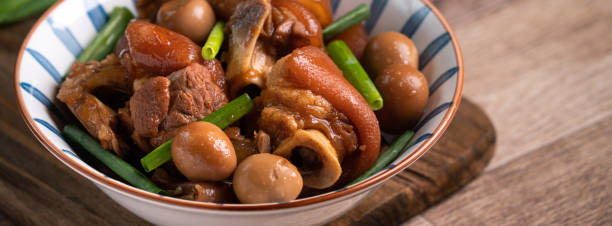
140,93,254,172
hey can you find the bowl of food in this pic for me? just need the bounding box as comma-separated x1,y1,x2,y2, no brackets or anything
14,0,463,225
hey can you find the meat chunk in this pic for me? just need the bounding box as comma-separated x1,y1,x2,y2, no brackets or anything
224,127,258,164
208,0,333,28
201,59,227,92
258,88,358,162
223,127,272,164
226,0,275,97
256,130,271,153
117,21,204,78
163,63,228,130
295,0,333,28
149,129,178,149
151,168,238,203
172,182,237,203
124,63,228,152
57,54,131,156
270,0,323,55
130,76,170,137
258,107,299,142
224,0,324,97
269,46,381,184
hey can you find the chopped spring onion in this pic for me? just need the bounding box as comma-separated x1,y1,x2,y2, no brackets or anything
326,40,383,110
63,125,164,194
140,93,254,172
76,7,134,63
349,130,415,185
322,4,370,40
201,21,225,60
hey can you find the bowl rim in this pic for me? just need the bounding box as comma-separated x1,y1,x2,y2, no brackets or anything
14,0,463,211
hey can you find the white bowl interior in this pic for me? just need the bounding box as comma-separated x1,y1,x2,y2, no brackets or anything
17,0,460,205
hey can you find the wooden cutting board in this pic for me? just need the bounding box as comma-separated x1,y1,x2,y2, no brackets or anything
329,98,496,226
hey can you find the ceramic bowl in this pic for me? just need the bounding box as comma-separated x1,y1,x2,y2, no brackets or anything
14,0,463,225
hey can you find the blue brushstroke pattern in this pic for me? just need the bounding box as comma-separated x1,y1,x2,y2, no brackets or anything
47,18,83,57
400,133,433,158
34,118,62,138
414,102,453,131
25,48,62,84
419,32,451,70
62,149,81,159
411,133,433,145
331,0,341,14
400,6,430,38
84,0,108,31
20,82,64,121
381,133,433,172
364,0,388,33
130,0,138,13
429,67,458,95
401,133,434,153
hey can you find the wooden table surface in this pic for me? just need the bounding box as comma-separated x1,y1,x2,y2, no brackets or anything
0,0,610,225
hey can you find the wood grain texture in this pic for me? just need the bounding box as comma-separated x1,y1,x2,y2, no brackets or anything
329,99,495,226
401,216,433,226
422,114,612,226
409,0,612,225
434,0,612,170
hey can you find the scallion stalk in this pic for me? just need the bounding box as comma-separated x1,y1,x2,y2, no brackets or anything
76,7,134,63
201,21,225,60
63,125,164,194
349,130,415,185
322,4,370,40
326,40,383,110
140,93,254,172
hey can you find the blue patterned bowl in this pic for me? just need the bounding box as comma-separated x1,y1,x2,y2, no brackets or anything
15,0,463,225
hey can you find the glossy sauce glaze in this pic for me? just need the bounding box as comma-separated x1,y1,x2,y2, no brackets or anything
271,0,324,54
363,31,419,77
171,122,237,181
285,46,381,182
375,64,429,133
295,0,333,28
259,87,358,161
122,21,204,77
